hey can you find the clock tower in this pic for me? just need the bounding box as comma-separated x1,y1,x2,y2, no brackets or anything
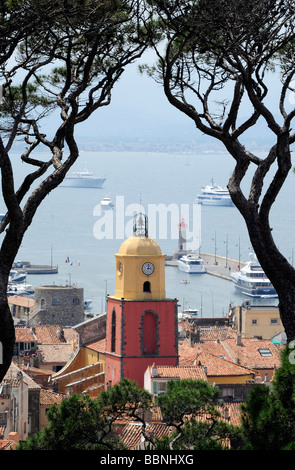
105,213,178,389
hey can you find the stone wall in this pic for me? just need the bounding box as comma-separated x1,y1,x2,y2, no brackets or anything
31,285,84,326
73,314,107,346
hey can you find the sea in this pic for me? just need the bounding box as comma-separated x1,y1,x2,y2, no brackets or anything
7,148,295,319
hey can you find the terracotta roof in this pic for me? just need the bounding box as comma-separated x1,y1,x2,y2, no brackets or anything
37,343,75,364
86,338,106,353
178,341,203,365
8,295,34,308
34,325,78,344
179,336,281,372
40,389,65,406
147,364,208,381
194,351,255,378
120,422,173,449
196,325,236,341
191,402,242,427
220,337,281,369
14,324,79,346
15,326,36,343
0,439,15,450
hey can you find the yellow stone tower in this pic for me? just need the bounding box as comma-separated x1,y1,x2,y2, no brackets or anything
114,213,166,300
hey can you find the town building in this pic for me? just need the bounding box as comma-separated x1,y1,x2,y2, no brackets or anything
230,301,284,341
8,295,35,323
50,316,107,396
144,363,208,396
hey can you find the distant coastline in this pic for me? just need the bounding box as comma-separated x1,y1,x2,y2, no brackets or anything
11,140,272,155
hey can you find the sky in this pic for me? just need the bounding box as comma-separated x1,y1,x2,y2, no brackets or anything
74,53,282,151
76,56,199,147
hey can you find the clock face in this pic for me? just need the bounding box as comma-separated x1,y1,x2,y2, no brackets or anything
142,262,155,276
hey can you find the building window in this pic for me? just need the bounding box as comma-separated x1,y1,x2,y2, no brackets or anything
270,318,279,324
73,298,80,305
157,382,167,394
258,348,273,357
52,298,61,306
222,387,234,400
153,381,168,395
251,319,258,325
40,298,46,308
111,309,116,353
143,281,151,293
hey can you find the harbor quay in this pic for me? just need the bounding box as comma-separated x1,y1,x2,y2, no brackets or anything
165,252,246,281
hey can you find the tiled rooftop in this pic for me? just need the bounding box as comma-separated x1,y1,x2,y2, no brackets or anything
14,326,36,343
8,295,35,308
14,324,79,345
37,344,75,364
40,388,65,406
147,364,208,382
194,351,255,377
86,338,106,353
120,422,173,449
179,333,281,373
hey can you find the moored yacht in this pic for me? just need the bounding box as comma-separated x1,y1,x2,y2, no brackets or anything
7,283,34,296
9,269,27,284
178,253,206,274
231,253,277,298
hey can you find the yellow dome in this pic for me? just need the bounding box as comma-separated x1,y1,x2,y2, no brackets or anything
118,236,162,256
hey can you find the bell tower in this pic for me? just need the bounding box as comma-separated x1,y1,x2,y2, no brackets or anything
105,214,178,389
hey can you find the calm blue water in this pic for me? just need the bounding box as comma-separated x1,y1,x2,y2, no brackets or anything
9,149,295,317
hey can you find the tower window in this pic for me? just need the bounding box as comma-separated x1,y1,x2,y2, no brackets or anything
143,281,151,293
142,311,156,354
111,309,116,353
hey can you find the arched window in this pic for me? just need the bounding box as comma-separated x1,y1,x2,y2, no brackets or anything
143,281,151,293
142,311,156,354
111,309,116,353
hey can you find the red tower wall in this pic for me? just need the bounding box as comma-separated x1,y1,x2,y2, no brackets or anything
105,296,178,388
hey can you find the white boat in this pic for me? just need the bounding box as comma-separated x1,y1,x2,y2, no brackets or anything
231,253,277,298
9,270,27,283
84,299,93,310
178,254,206,274
7,283,34,296
61,169,106,188
196,178,234,206
179,308,199,319
100,196,114,209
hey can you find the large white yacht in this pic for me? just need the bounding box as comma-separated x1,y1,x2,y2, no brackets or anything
231,253,277,298
61,169,106,188
196,178,234,206
178,254,206,274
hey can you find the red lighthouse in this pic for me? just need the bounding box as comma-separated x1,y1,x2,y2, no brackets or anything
105,214,178,389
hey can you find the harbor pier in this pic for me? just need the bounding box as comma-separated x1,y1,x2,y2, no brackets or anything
165,253,246,281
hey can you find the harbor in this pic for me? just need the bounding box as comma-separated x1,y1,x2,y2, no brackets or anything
165,253,246,281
